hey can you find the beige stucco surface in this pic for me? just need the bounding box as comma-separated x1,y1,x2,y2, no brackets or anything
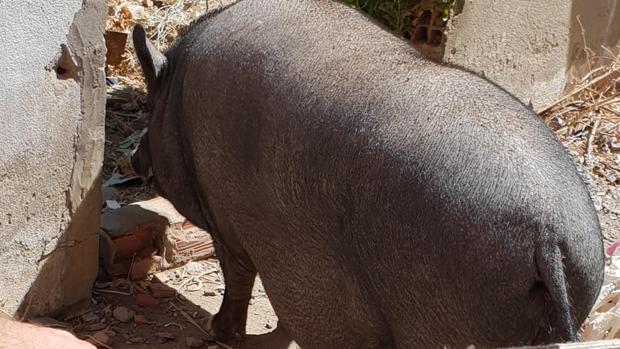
0,1,105,317
443,0,620,110
443,0,572,110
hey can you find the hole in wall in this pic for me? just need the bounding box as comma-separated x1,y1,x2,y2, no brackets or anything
414,26,428,43
429,30,443,46
54,44,79,81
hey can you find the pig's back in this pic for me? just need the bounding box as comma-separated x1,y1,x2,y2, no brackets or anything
173,1,602,347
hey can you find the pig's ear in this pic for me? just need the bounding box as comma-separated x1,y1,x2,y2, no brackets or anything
132,24,167,88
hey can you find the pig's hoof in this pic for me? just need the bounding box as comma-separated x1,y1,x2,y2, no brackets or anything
212,323,238,344
212,312,246,344
238,328,297,349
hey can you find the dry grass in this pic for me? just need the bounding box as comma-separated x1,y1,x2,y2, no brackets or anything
541,49,620,342
104,0,210,203
539,52,620,187
106,0,210,91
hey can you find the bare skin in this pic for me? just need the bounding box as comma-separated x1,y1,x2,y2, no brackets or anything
0,318,95,349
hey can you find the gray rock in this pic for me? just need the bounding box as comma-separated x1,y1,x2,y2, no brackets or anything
112,306,135,323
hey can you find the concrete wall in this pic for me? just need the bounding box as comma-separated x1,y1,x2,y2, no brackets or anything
567,0,620,85
0,1,105,317
442,0,620,110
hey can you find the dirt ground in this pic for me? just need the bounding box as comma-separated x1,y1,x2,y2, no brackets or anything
76,264,285,349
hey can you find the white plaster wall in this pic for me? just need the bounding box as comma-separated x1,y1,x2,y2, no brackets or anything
443,0,572,110
0,0,100,314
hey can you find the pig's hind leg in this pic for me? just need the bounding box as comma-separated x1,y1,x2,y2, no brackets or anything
211,239,258,345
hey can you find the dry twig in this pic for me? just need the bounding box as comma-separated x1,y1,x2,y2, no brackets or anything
169,302,211,337
93,289,132,296
85,334,114,349
0,308,12,319
537,68,619,115
585,118,602,163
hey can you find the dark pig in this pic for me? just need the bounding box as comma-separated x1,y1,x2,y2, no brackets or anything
131,1,604,348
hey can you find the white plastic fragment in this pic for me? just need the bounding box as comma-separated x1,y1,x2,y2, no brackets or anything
106,199,122,209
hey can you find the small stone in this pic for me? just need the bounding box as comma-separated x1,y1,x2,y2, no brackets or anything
85,322,107,331
135,293,159,308
185,336,204,348
129,336,147,344
133,314,146,324
88,331,110,346
155,332,176,341
265,323,273,329
82,312,99,324
113,306,135,323
203,290,217,297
